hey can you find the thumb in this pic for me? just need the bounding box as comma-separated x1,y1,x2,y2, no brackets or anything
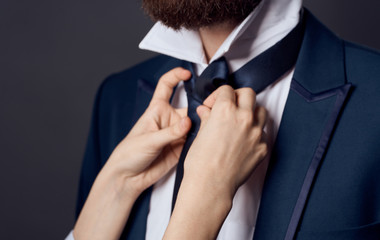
149,117,191,150
196,105,211,130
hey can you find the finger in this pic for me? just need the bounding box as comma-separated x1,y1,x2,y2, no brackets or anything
254,106,267,129
152,68,192,102
235,88,256,111
149,116,192,150
175,107,188,118
252,143,269,163
261,130,268,143
196,105,211,129
143,146,179,186
203,85,236,108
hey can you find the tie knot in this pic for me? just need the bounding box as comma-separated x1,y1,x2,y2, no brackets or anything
195,57,230,101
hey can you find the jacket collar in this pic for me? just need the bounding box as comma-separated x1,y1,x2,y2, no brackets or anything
293,9,346,93
253,9,352,240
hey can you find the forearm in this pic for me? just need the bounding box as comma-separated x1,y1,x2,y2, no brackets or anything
164,176,232,240
72,68,192,239
73,166,139,240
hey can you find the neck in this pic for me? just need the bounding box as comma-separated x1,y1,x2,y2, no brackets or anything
199,22,237,63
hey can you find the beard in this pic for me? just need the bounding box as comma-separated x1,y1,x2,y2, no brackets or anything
142,0,262,30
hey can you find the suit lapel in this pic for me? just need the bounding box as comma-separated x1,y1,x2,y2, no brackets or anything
131,78,156,124
121,78,156,240
123,9,354,239
254,9,352,240
132,58,187,124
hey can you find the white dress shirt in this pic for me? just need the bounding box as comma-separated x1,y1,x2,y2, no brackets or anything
66,0,302,239
141,0,302,239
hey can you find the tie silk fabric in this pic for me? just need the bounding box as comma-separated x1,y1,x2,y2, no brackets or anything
171,17,305,210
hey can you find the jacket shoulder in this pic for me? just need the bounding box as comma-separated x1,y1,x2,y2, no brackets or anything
88,55,183,162
344,41,380,85
99,54,182,99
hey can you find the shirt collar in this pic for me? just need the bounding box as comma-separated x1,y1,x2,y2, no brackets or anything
139,0,302,67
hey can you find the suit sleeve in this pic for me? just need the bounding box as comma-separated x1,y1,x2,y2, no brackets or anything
75,80,106,219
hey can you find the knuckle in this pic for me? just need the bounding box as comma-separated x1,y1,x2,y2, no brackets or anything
243,87,256,96
169,124,180,137
256,106,267,120
221,101,236,114
216,85,234,97
158,74,171,86
219,84,234,92
217,97,235,109
171,67,183,78
159,70,171,82
237,87,256,99
258,143,268,158
251,127,263,141
238,109,254,126
250,88,257,99
148,102,164,113
159,67,180,84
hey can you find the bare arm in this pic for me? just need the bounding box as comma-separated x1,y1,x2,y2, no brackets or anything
73,68,192,240
164,86,268,239
72,70,267,240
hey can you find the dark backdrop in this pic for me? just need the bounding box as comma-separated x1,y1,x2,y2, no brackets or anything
0,0,379,239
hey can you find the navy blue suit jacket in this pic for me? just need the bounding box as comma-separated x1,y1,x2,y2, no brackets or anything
76,10,380,239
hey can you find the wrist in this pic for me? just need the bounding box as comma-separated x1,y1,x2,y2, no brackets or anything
74,166,139,240
179,175,233,216
166,176,233,239
96,163,143,202
182,168,237,203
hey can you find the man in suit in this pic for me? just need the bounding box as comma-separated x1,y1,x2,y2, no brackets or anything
74,0,380,239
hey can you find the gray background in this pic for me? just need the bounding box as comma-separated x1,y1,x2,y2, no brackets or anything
0,0,379,239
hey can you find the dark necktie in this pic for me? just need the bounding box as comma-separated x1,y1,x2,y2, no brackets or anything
171,17,305,210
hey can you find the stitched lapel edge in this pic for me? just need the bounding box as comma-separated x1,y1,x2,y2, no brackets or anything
284,81,352,240
254,8,352,240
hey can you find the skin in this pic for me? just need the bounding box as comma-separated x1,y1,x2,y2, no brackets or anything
73,68,192,240
73,19,267,240
199,22,237,62
164,86,267,240
73,67,267,240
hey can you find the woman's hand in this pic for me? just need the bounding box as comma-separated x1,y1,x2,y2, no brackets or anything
74,67,192,240
105,67,192,197
164,85,267,240
186,85,268,199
